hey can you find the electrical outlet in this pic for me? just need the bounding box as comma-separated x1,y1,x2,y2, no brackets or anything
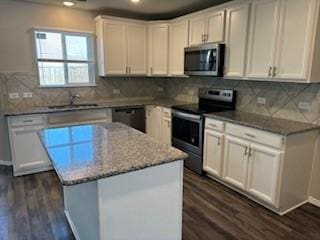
188,89,195,95
9,93,19,99
157,87,164,92
23,92,33,98
113,89,120,95
298,102,311,110
257,97,266,105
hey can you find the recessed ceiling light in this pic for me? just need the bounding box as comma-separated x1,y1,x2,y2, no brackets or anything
131,0,140,4
63,1,75,7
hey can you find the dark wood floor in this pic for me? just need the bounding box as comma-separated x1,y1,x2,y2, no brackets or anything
1,166,320,240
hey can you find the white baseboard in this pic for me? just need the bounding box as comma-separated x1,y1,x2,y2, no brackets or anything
0,160,12,166
309,197,320,208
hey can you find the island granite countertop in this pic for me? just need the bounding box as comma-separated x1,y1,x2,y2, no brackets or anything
205,111,320,136
4,98,191,117
38,122,188,186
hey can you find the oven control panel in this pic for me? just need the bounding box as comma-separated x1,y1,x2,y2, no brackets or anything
199,88,235,102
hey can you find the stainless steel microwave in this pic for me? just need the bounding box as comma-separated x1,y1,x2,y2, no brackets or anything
184,43,225,77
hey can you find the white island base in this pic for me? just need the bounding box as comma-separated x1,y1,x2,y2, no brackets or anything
63,160,184,240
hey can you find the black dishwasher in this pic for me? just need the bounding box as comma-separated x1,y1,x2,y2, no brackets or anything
112,107,146,133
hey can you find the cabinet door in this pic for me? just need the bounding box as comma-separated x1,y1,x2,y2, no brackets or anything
146,106,156,138
127,23,147,75
148,24,169,75
206,10,225,43
246,0,280,78
247,143,282,205
161,117,172,146
103,20,127,75
189,16,206,46
203,129,224,177
223,135,250,189
274,0,316,80
224,3,250,78
169,20,188,76
11,126,51,174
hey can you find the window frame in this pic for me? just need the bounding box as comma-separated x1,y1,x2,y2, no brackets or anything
33,28,96,88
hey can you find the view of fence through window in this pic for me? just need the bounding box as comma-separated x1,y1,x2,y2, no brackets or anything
34,30,94,87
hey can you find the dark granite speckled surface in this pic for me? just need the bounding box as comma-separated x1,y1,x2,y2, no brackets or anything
4,99,190,117
205,111,320,136
38,123,187,186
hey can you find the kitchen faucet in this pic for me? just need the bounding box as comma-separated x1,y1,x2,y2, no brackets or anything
68,90,80,105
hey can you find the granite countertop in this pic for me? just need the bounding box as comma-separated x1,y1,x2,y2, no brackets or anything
4,98,191,117
205,111,320,136
38,122,188,186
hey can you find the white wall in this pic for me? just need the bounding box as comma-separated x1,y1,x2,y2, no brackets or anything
0,0,96,73
0,0,97,163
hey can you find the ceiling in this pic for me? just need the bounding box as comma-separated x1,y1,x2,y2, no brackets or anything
18,0,232,20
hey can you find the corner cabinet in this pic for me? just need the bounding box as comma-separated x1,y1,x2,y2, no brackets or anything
95,16,147,76
203,117,318,215
148,23,169,76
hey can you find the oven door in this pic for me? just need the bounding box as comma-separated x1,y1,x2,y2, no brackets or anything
184,44,219,76
171,111,203,156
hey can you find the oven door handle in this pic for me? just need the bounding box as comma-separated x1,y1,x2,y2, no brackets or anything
172,111,202,121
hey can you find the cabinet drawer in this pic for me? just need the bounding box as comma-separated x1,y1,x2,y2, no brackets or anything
162,107,171,118
225,123,284,149
10,115,45,127
205,118,224,132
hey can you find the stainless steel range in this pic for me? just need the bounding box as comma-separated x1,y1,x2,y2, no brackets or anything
171,88,237,174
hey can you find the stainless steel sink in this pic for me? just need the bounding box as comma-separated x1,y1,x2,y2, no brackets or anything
48,103,100,110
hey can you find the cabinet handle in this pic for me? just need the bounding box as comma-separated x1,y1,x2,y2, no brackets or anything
245,133,255,138
205,34,208,42
126,67,128,74
248,148,252,157
244,146,248,155
268,66,272,77
273,66,277,77
150,67,153,75
217,137,221,146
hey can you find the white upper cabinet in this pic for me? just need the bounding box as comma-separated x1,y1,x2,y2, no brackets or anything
244,0,319,82
206,10,226,43
189,15,206,46
224,3,250,78
126,23,147,75
274,0,317,80
246,0,280,79
100,19,127,75
189,10,225,46
169,19,189,76
148,23,169,76
95,17,147,76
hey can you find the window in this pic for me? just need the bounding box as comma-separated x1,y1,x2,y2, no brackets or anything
34,29,95,87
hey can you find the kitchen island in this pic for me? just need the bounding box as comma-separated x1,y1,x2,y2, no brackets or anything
38,123,187,240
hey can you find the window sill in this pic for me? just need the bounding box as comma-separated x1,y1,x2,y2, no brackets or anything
38,84,97,88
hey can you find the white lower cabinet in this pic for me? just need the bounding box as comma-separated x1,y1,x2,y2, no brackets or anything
203,129,224,177
203,118,318,215
222,135,250,190
247,143,281,205
8,109,112,176
146,106,171,145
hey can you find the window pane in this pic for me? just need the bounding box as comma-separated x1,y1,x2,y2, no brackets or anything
35,31,63,59
65,35,88,61
38,62,65,86
67,63,90,84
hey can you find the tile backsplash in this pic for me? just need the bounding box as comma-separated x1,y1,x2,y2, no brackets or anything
165,77,320,124
0,72,166,113
1,72,320,125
